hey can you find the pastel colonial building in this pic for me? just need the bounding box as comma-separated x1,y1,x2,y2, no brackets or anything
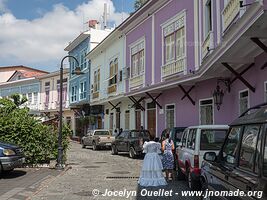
0,66,48,114
64,24,111,135
87,28,135,133
119,0,267,137
38,69,75,130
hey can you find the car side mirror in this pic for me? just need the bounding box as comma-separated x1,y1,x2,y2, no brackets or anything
204,152,217,162
177,142,182,148
226,155,235,164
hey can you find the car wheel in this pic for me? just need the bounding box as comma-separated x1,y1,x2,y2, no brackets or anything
92,142,98,151
111,145,118,155
176,165,185,180
187,168,200,190
81,141,86,148
129,147,136,159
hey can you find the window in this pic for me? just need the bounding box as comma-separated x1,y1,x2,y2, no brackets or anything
222,126,242,164
204,0,212,37
187,129,196,150
57,79,67,103
239,90,249,115
71,86,77,102
165,33,175,62
93,69,100,92
264,127,267,176
239,125,261,172
166,105,175,129
181,130,188,147
163,13,185,64
109,58,118,86
45,90,49,104
200,129,228,150
80,81,87,100
33,92,38,105
131,41,144,78
125,110,130,130
264,82,267,102
200,99,213,125
80,49,87,70
28,93,32,104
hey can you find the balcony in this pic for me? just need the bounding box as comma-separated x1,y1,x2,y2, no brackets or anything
161,58,185,79
107,84,117,94
130,74,144,90
202,31,214,58
92,92,99,99
222,0,240,31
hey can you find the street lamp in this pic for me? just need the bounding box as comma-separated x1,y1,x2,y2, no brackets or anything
56,55,80,170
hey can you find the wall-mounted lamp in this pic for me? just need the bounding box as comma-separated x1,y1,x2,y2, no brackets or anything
213,85,224,110
212,78,231,110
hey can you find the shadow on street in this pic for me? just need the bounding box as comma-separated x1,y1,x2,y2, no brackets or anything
0,170,27,179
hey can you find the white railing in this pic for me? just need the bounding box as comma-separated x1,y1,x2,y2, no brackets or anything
222,0,240,31
130,74,144,89
161,58,185,78
202,31,214,58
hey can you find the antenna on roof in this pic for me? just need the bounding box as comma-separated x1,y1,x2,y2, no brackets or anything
121,0,124,22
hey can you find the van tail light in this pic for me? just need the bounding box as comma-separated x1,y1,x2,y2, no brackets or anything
194,155,199,168
139,138,143,146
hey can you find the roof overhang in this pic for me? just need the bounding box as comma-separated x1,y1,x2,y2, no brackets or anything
64,31,90,52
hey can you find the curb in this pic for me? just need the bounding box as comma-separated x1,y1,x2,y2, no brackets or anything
26,165,72,200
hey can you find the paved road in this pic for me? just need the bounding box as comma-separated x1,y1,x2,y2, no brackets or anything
31,142,200,200
0,168,60,200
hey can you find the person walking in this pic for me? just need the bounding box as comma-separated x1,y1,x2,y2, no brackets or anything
138,135,167,187
162,131,175,181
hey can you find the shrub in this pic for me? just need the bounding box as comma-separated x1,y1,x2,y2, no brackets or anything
0,96,70,165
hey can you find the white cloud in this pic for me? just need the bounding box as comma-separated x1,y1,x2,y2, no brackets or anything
0,0,129,71
0,0,9,13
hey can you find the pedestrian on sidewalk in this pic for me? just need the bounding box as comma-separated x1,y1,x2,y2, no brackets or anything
162,130,175,182
138,135,167,187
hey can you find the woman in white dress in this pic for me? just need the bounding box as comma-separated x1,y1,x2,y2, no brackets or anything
138,137,167,187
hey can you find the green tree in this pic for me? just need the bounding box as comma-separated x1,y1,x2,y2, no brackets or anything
10,93,28,107
0,97,70,165
134,0,148,10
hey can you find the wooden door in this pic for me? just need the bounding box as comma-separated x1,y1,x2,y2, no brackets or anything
135,110,141,130
147,109,156,138
97,116,102,129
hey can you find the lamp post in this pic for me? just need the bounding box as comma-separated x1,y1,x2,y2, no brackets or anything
56,55,79,170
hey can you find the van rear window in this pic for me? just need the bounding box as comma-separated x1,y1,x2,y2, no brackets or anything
94,131,110,136
200,130,228,150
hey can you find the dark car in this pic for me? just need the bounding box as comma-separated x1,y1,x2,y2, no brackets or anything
201,103,267,199
160,127,187,149
0,141,25,173
160,127,186,172
111,130,150,158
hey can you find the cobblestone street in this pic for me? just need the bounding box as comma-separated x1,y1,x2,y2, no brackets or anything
30,142,199,200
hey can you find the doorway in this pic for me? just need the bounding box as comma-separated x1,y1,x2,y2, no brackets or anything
147,102,156,138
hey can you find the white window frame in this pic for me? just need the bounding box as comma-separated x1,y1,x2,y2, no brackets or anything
199,98,214,125
93,67,100,93
80,48,87,70
165,104,176,129
264,81,267,103
28,93,33,105
71,85,77,103
239,89,250,116
79,80,87,100
161,10,187,74
129,37,146,79
33,92,38,105
204,0,213,38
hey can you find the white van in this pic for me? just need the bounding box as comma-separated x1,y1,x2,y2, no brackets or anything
176,125,229,190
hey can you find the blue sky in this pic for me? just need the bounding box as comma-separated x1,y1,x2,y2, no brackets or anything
0,0,135,72
5,0,135,20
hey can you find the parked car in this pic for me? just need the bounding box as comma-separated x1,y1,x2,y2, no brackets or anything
201,103,267,200
0,141,25,173
81,129,115,150
111,130,150,158
176,125,229,190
